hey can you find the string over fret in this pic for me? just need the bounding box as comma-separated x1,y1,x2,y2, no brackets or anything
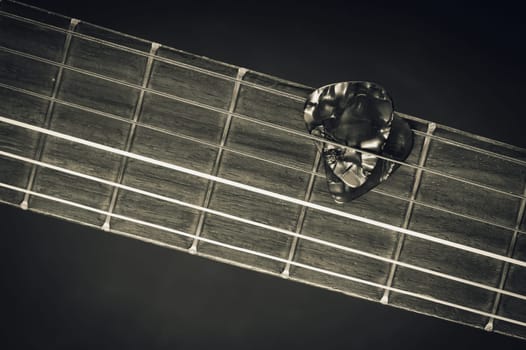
484,182,526,332
281,150,321,278
381,122,436,305
19,16,78,210
101,41,160,232
189,67,248,254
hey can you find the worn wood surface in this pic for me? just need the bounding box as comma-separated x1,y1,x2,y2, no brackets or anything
0,0,525,340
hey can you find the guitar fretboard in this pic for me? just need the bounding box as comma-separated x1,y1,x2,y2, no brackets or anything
1,0,525,340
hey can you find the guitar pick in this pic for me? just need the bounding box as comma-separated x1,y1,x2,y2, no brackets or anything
304,81,414,203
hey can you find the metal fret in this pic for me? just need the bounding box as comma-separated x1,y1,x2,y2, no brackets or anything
381,122,436,304
484,182,526,332
281,150,321,277
101,42,160,231
189,67,247,253
19,17,79,210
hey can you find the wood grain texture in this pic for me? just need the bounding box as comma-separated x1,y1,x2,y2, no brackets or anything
0,14,66,61
0,49,58,95
0,1,525,340
67,36,148,84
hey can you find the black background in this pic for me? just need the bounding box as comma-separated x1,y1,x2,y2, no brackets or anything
2,0,526,348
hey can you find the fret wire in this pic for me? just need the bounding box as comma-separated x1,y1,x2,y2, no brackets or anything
19,17,79,211
101,42,160,232
2,180,526,329
2,81,525,237
189,67,247,254
381,122,437,305
0,10,307,103
281,150,321,277
1,45,524,201
2,9,526,165
485,182,526,332
2,117,526,270
4,149,526,302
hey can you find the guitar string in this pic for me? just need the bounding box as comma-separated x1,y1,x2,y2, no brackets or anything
2,115,526,271
1,81,525,237
1,181,525,329
2,9,525,166
1,45,525,202
2,149,526,302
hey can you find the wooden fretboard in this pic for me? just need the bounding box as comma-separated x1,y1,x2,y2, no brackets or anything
1,0,525,340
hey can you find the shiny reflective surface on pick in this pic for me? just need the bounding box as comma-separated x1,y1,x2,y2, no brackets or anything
304,81,413,203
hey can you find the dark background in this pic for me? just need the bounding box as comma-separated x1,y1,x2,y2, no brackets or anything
1,0,526,348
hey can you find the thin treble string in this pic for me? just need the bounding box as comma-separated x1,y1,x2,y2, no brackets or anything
2,181,525,329
0,10,308,102
2,115,526,270
2,10,525,165
1,45,524,201
3,149,526,302
2,82,525,237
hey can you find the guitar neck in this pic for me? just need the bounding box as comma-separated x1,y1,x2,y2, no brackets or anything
1,0,525,340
